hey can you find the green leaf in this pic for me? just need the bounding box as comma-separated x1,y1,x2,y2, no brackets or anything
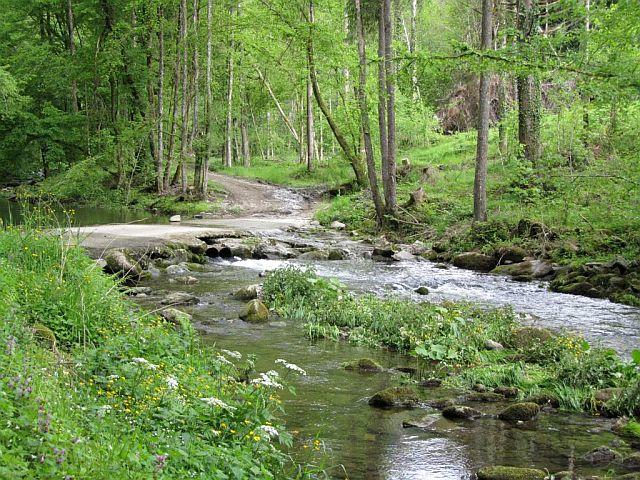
632,349,640,366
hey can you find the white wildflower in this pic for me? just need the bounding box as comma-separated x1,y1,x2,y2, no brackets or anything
96,405,112,417
275,359,307,376
200,397,236,411
259,425,279,438
216,355,233,366
251,372,283,389
131,357,158,370
265,370,279,378
166,376,178,390
221,349,242,360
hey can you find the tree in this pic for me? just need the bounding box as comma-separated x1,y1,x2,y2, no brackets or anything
473,0,494,222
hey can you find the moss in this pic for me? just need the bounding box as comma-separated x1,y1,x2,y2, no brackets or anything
476,466,547,480
466,392,505,403
523,392,560,408
238,300,269,323
498,402,540,422
622,420,640,439
368,386,419,408
442,405,482,420
343,358,384,372
510,327,554,350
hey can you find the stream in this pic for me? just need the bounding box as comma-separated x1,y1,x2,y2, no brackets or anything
5,195,638,478
134,227,640,479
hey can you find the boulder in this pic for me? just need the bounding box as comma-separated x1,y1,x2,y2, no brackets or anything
473,384,488,393
492,260,554,280
594,387,623,404
368,386,419,408
160,308,193,325
166,264,190,276
161,292,198,306
419,378,442,388
330,221,346,230
484,339,504,350
476,466,547,480
343,358,384,372
328,248,350,261
442,405,482,420
494,386,519,399
239,299,269,323
497,246,527,264
104,250,143,282
452,252,497,272
298,249,330,261
372,246,397,258
557,281,604,299
125,286,152,296
169,214,181,222
498,402,540,422
583,446,621,465
392,251,415,262
233,284,261,301
402,415,439,429
415,286,430,296
173,275,198,285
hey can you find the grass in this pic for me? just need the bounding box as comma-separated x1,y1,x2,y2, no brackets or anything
0,215,312,479
263,266,640,416
214,156,354,189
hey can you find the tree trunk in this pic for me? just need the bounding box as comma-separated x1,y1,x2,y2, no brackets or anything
383,0,397,215
202,0,213,197
355,0,385,227
409,0,420,101
378,3,389,200
223,4,235,168
178,0,189,194
164,15,182,192
307,25,366,187
156,6,165,194
306,4,315,173
66,0,78,113
241,107,250,167
473,0,493,223
191,0,201,190
517,0,542,165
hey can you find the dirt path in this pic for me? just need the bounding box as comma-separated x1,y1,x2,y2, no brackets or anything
75,174,318,253
208,172,312,218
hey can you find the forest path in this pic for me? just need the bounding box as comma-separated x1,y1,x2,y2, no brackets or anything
208,172,313,219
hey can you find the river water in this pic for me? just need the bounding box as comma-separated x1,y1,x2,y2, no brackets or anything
7,195,636,478
136,245,640,479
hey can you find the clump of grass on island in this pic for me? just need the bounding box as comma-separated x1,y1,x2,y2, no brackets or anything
0,219,312,478
263,266,640,416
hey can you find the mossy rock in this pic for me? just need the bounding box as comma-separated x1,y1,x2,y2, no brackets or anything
415,286,430,295
510,327,554,350
524,393,560,408
583,445,621,465
233,284,261,301
452,252,497,272
497,246,527,264
238,300,270,323
557,281,604,299
298,250,330,261
368,386,419,409
467,392,505,403
160,308,193,325
343,358,384,373
594,387,623,403
498,403,540,422
442,405,482,420
476,466,547,480
494,386,519,399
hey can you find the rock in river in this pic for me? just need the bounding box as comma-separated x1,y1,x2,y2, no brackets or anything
583,445,621,465
239,299,269,323
442,405,482,420
343,358,384,372
104,249,143,282
369,386,419,408
161,292,198,306
476,466,547,480
498,402,540,422
160,308,193,325
233,284,261,301
452,252,497,272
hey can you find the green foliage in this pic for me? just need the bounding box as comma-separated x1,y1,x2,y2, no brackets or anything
263,267,640,415
0,224,305,478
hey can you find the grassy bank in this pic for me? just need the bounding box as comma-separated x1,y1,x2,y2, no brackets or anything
0,220,307,478
263,267,640,417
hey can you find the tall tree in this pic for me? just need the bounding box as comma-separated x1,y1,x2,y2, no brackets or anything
201,0,213,197
355,0,384,226
306,0,316,173
223,2,236,168
517,0,542,165
473,0,494,222
65,0,78,113
178,0,189,193
156,5,165,194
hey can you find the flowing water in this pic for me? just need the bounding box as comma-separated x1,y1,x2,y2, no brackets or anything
136,241,640,479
